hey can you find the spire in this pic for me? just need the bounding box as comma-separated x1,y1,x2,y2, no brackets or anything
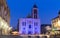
33,4,37,8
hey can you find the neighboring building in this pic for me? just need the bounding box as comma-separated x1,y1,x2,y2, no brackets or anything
19,4,41,35
51,11,60,34
41,24,51,34
50,11,60,38
0,0,10,24
0,0,11,35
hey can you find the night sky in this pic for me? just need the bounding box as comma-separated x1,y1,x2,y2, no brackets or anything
6,0,60,28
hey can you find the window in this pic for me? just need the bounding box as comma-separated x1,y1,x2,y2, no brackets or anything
22,22,26,26
29,25,31,28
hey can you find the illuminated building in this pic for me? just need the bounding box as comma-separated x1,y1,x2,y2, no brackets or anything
19,4,41,36
19,18,40,35
0,0,10,24
51,11,60,34
0,0,11,35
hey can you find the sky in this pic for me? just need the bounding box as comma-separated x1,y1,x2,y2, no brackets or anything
6,0,60,28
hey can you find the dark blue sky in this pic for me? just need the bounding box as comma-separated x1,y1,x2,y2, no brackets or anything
7,0,60,28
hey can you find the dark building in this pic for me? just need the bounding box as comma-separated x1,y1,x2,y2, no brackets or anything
41,24,51,34
17,19,19,32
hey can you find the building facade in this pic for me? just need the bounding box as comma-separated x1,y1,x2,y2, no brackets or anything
0,0,10,24
19,5,41,36
51,11,60,35
19,18,40,35
0,0,11,35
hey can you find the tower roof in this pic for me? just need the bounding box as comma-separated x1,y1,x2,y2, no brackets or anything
58,10,60,14
33,4,37,8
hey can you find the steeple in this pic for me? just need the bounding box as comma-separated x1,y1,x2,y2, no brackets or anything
32,4,38,19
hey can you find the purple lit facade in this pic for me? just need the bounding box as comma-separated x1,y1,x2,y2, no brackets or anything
19,4,41,35
19,18,40,35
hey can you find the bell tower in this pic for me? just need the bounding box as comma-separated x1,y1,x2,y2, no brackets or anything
32,4,38,19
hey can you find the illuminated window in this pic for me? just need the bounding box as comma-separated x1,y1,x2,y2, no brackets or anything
22,22,26,26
